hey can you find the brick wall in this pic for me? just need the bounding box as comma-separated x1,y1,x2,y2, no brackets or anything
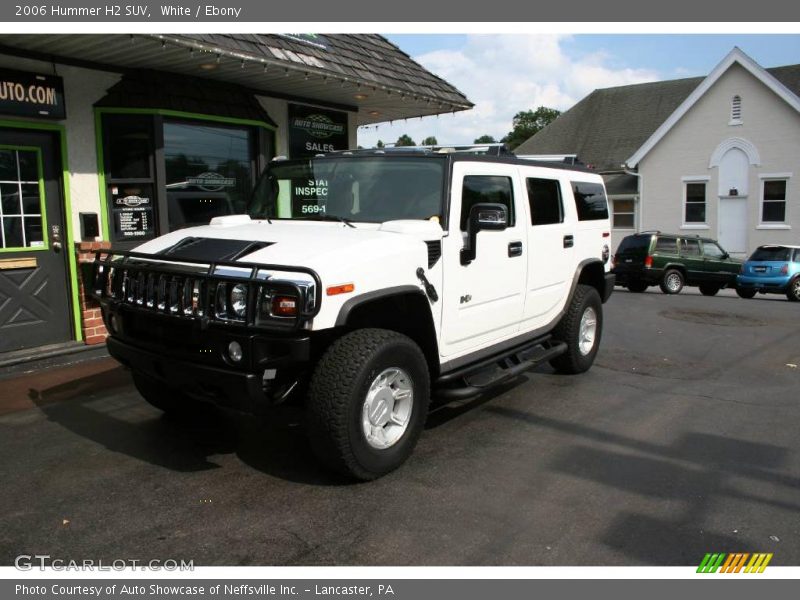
76,241,111,345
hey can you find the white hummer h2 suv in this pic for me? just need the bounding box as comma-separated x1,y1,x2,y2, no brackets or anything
93,148,614,480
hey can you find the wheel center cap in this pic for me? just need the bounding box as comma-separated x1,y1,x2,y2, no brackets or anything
368,392,392,426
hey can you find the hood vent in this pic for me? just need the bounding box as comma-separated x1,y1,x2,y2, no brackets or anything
159,237,273,262
425,240,442,269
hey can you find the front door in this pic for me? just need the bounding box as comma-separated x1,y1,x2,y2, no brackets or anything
719,197,748,254
439,162,527,359
0,129,72,353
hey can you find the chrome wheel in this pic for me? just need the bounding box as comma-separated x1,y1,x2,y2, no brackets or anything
361,368,414,450
578,306,597,356
792,279,800,300
666,273,682,292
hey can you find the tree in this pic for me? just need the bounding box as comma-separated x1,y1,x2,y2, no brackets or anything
473,135,496,144
501,107,561,150
421,136,438,146
376,140,385,149
395,134,416,147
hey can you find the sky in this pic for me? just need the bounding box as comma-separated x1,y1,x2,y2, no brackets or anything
356,34,800,148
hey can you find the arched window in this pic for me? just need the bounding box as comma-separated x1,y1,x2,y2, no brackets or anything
730,95,742,123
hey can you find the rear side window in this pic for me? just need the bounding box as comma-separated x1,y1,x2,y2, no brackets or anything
526,177,563,226
460,176,515,230
571,181,609,221
750,246,791,261
654,237,678,254
681,239,701,256
616,235,650,253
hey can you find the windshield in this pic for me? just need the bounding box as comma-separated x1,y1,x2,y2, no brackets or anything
248,156,446,223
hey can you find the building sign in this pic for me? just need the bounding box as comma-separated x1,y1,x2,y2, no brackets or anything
185,171,237,192
288,104,349,159
110,190,155,241
0,68,65,119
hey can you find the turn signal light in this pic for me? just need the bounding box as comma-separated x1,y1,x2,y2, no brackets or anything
271,295,298,317
326,283,355,296
644,256,653,268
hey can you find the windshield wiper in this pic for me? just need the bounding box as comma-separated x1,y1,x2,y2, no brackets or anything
297,214,356,228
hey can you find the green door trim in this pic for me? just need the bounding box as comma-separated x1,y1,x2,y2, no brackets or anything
0,118,82,342
94,107,278,241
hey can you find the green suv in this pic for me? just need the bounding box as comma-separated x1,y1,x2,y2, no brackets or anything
612,232,742,295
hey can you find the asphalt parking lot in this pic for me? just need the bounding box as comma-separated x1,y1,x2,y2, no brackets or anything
1,287,798,566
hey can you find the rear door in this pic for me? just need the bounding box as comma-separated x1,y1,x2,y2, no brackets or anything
0,129,72,353
439,161,527,358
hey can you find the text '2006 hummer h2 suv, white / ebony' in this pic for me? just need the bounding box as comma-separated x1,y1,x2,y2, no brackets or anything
93,148,615,480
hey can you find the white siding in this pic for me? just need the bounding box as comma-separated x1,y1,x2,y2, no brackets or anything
639,62,800,255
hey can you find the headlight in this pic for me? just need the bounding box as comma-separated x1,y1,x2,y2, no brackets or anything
230,284,248,317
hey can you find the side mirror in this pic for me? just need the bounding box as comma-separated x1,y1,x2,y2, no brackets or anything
722,252,730,260
460,202,508,265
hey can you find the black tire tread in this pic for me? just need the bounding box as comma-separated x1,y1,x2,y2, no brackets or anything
306,328,429,480
549,284,602,375
659,269,684,294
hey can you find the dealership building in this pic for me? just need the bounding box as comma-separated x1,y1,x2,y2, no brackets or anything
0,34,471,358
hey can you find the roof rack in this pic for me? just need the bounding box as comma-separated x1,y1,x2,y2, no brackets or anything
327,144,513,157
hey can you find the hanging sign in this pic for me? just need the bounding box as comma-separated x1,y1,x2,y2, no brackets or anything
0,67,66,119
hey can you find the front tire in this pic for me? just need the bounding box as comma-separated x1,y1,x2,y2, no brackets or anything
550,284,603,375
786,277,800,302
660,269,684,294
305,329,430,481
736,287,757,299
699,283,720,296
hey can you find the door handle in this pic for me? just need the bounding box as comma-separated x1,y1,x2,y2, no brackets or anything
563,235,574,248
508,241,523,257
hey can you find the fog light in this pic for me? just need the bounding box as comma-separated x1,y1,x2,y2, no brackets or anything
228,341,243,363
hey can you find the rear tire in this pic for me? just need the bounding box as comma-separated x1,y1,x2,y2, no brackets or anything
550,284,603,375
132,371,192,414
626,281,648,293
699,283,720,296
659,269,684,294
305,329,430,481
736,287,757,299
786,277,800,302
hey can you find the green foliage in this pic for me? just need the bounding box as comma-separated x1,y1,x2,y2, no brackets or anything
473,135,497,144
421,136,438,146
395,134,417,147
501,107,561,150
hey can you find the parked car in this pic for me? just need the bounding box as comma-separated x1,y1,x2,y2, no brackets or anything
612,231,741,295
736,245,800,301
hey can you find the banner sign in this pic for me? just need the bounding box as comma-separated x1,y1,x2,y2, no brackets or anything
0,68,66,119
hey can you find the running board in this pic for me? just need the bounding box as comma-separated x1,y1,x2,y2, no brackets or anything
434,340,567,400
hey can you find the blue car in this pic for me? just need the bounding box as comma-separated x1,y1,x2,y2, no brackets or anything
737,245,800,301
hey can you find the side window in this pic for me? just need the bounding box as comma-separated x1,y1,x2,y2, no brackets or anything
460,175,515,230
702,242,725,259
571,181,609,221
681,239,701,256
526,177,563,226
654,237,678,254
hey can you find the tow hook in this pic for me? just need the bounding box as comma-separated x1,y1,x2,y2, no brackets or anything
416,268,439,302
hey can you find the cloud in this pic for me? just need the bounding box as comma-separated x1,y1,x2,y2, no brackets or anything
358,35,660,148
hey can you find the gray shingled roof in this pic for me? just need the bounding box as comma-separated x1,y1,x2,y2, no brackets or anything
515,64,800,172
170,34,472,109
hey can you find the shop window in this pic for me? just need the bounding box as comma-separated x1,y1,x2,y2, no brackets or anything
163,120,255,230
460,176,515,230
761,179,787,223
684,182,707,223
571,181,609,221
526,177,563,226
612,198,635,229
0,148,45,249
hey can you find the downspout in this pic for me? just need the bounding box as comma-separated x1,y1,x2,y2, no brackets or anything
622,163,643,232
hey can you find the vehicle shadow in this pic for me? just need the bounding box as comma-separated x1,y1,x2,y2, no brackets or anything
27,367,350,486
485,405,796,565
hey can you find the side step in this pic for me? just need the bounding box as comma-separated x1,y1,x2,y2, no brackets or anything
434,339,567,400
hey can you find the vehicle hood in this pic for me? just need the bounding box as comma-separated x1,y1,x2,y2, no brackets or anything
133,216,443,282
